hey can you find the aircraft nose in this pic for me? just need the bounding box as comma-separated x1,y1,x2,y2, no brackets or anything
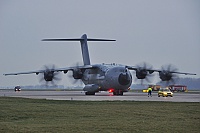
118,72,131,85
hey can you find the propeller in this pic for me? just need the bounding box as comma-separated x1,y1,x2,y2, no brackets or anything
67,63,84,86
159,64,179,86
38,64,62,85
133,62,154,84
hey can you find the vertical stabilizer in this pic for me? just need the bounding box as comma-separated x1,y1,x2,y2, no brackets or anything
80,34,91,65
42,34,116,66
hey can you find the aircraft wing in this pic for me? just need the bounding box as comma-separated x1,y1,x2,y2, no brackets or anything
4,65,95,76
126,66,155,74
126,65,196,75
153,70,196,75
126,65,155,71
4,70,44,76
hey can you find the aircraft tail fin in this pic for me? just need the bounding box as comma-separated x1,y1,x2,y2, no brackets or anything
42,34,116,65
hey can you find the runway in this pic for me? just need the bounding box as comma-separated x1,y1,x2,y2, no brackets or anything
0,90,199,102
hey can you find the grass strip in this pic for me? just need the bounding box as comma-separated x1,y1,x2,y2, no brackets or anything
0,97,199,133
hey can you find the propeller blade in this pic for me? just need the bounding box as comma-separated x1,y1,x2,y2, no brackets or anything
133,62,154,84
38,64,62,86
159,64,179,86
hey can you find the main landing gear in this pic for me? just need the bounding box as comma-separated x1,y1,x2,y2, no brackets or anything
113,90,123,96
85,91,95,95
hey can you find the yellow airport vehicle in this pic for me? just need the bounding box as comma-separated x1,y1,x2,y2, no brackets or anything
158,88,173,97
143,89,148,93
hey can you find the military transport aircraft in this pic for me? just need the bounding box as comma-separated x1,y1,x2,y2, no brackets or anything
4,34,196,95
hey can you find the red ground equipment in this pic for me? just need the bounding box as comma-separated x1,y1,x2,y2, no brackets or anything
168,85,187,92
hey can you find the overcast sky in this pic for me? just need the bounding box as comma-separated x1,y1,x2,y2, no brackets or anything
0,0,199,87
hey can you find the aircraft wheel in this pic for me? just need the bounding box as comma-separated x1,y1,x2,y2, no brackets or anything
119,91,123,96
113,90,123,96
113,91,119,95
85,92,95,95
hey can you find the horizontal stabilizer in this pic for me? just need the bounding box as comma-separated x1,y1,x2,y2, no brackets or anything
87,38,116,41
42,38,116,41
42,34,116,65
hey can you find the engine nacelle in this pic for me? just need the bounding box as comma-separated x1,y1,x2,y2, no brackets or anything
136,70,147,79
159,71,172,81
44,71,54,81
73,69,83,79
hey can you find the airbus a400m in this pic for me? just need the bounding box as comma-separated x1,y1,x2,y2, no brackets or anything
4,34,196,95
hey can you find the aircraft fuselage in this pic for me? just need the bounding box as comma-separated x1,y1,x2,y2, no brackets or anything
82,64,132,94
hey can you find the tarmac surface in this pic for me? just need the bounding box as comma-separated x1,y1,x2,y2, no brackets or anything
0,90,199,102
